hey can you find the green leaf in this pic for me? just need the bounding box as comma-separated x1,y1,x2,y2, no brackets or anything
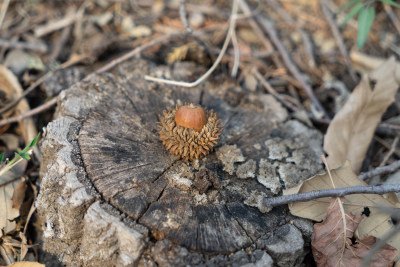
340,2,364,25
357,7,375,48
20,133,40,154
337,0,360,13
0,152,4,163
15,152,30,161
380,0,400,8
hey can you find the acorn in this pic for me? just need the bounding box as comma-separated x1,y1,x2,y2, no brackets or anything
158,103,223,161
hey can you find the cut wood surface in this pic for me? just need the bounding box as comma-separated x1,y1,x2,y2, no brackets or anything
37,58,324,266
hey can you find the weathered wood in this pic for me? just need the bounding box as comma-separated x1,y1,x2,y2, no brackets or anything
37,58,323,266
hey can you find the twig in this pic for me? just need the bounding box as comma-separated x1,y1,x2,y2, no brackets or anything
375,136,400,158
239,0,329,119
34,7,77,37
265,0,316,69
320,0,357,82
230,16,240,78
0,0,10,30
179,0,192,33
50,25,71,59
0,98,57,127
379,136,399,167
359,160,400,181
144,0,239,87
0,38,47,53
85,32,181,82
264,184,400,207
0,54,89,115
253,69,299,111
237,0,274,57
384,3,400,36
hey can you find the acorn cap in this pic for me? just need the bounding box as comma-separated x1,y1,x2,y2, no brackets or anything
158,103,223,161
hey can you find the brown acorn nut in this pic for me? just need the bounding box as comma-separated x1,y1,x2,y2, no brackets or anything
158,103,223,161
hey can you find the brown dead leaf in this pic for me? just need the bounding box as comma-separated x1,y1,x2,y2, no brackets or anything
324,57,400,173
312,198,397,267
0,65,39,160
284,162,400,256
0,160,27,236
11,181,27,210
8,262,45,267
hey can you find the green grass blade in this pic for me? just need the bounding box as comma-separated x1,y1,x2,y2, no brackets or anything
380,0,400,8
340,2,364,25
20,133,40,154
357,7,375,48
337,0,360,13
0,152,4,163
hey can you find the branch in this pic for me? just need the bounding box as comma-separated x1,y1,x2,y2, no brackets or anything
244,4,329,119
359,160,400,181
264,184,400,208
320,0,357,82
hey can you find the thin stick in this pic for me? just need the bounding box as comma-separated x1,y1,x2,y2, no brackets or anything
0,0,10,30
85,32,181,82
0,98,57,127
34,8,77,37
320,0,357,82
375,136,400,158
253,69,299,111
144,0,239,87
50,26,71,59
384,3,400,36
179,0,192,33
237,0,274,55
263,184,400,207
0,38,48,53
230,18,240,77
265,0,316,69
241,2,329,119
359,160,400,181
0,54,89,115
379,136,399,167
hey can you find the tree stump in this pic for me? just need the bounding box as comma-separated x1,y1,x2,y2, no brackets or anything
37,58,324,266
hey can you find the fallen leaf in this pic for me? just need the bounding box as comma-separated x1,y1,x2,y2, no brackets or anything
312,198,397,267
284,162,400,256
0,65,40,161
351,51,400,83
11,181,27,210
324,57,400,173
8,262,45,267
0,160,27,236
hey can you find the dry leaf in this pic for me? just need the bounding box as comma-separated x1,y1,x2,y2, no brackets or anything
312,198,397,267
11,181,27,210
284,162,400,256
8,262,45,267
0,65,40,160
324,57,400,173
0,160,27,236
351,51,400,83
167,45,190,64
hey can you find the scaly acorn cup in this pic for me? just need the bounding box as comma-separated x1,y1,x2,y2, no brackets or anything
158,103,223,161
